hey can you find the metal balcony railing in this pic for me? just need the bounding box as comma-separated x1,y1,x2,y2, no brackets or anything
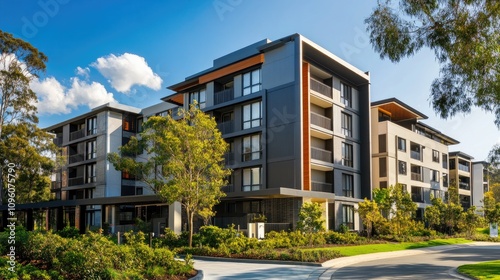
410,151,421,160
214,88,235,105
221,185,234,193
217,120,235,134
459,182,471,190
411,194,424,203
51,181,61,190
458,164,470,172
68,177,84,187
223,152,235,165
411,172,423,182
310,112,332,130
311,181,333,193
310,78,332,98
311,147,332,163
68,153,85,164
69,129,85,141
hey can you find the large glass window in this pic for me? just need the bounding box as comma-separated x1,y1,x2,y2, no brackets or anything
340,83,352,108
189,89,206,109
397,137,406,152
86,164,96,184
341,112,352,137
430,169,440,182
432,150,440,163
243,167,261,191
242,134,261,161
86,140,96,160
398,160,407,175
411,186,424,202
87,117,97,135
122,115,136,132
342,142,353,167
243,101,262,129
243,69,261,95
342,174,354,197
342,205,355,230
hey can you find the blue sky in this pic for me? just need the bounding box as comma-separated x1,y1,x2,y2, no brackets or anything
1,0,498,161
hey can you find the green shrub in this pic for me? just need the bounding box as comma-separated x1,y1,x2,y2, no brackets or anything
26,231,68,266
326,231,360,244
288,248,342,262
56,226,80,238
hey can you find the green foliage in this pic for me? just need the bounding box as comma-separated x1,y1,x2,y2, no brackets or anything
459,206,484,237
389,184,417,236
365,1,500,127
357,198,385,238
55,226,80,238
325,231,362,245
297,202,325,234
251,213,267,223
108,103,231,247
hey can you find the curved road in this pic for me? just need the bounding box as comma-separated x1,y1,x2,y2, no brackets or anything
193,242,500,280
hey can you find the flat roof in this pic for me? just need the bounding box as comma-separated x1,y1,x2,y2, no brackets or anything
449,151,475,160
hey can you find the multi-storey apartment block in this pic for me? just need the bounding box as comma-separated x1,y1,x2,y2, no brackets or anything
449,151,474,209
163,34,372,231
370,98,459,219
472,161,491,210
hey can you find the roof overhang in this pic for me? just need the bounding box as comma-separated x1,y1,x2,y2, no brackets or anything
372,98,428,121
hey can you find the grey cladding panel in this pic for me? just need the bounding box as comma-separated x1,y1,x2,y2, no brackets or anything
267,160,297,189
266,84,299,128
266,122,295,160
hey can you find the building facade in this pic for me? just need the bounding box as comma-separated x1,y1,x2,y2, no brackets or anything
163,34,372,231
370,98,459,219
449,151,474,209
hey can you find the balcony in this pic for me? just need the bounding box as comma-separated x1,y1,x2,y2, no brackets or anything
459,182,471,190
68,177,84,187
214,88,234,105
311,181,333,193
458,163,470,172
310,78,332,99
53,136,63,146
221,184,234,193
411,193,424,203
223,152,235,165
410,151,421,161
310,112,332,130
51,181,61,190
411,172,423,182
68,153,85,164
69,129,85,141
311,147,332,163
217,120,234,135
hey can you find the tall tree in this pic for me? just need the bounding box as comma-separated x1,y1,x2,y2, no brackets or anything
389,184,417,235
366,1,500,127
357,198,385,238
108,104,231,247
0,30,57,204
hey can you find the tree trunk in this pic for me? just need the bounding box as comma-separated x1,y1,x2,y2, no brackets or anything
188,210,194,247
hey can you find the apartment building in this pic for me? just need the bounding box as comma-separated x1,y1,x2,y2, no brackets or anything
472,161,491,210
371,98,459,219
1,102,184,235
449,151,474,209
163,34,372,231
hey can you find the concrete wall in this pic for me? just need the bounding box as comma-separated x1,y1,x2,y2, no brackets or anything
105,111,123,197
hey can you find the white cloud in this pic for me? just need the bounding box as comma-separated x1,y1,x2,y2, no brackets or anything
32,77,116,115
91,53,162,93
75,66,90,78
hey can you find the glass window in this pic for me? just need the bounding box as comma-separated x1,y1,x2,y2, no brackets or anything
137,117,144,132
342,205,355,230
87,117,97,135
398,160,407,175
442,154,448,169
397,137,406,152
86,140,96,160
432,150,440,163
342,142,353,167
430,169,440,182
243,167,261,191
243,101,262,129
242,134,261,161
341,112,352,137
86,164,96,184
379,157,387,177
243,69,261,95
340,83,352,108
378,134,387,153
342,174,354,197
189,89,206,109
411,186,424,203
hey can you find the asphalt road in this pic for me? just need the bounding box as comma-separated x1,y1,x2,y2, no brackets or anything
329,243,500,280
192,242,500,280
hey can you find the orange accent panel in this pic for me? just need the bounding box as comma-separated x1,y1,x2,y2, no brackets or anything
170,80,200,93
302,62,310,191
199,54,265,84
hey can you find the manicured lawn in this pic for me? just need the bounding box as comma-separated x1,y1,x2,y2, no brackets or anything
303,238,472,257
458,260,500,280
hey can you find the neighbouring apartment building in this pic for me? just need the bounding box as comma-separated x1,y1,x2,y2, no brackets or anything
472,161,491,210
449,151,474,209
163,33,372,231
370,98,459,219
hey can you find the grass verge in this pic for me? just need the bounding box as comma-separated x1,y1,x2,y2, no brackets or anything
458,260,500,280
302,238,472,257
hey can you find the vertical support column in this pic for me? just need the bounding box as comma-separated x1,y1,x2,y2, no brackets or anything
75,205,81,230
79,206,86,234
26,209,34,231
168,201,182,234
45,209,50,231
110,205,116,234
56,207,64,230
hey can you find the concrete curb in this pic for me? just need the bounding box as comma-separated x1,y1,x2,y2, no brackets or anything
189,269,203,280
448,268,475,280
190,254,323,267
